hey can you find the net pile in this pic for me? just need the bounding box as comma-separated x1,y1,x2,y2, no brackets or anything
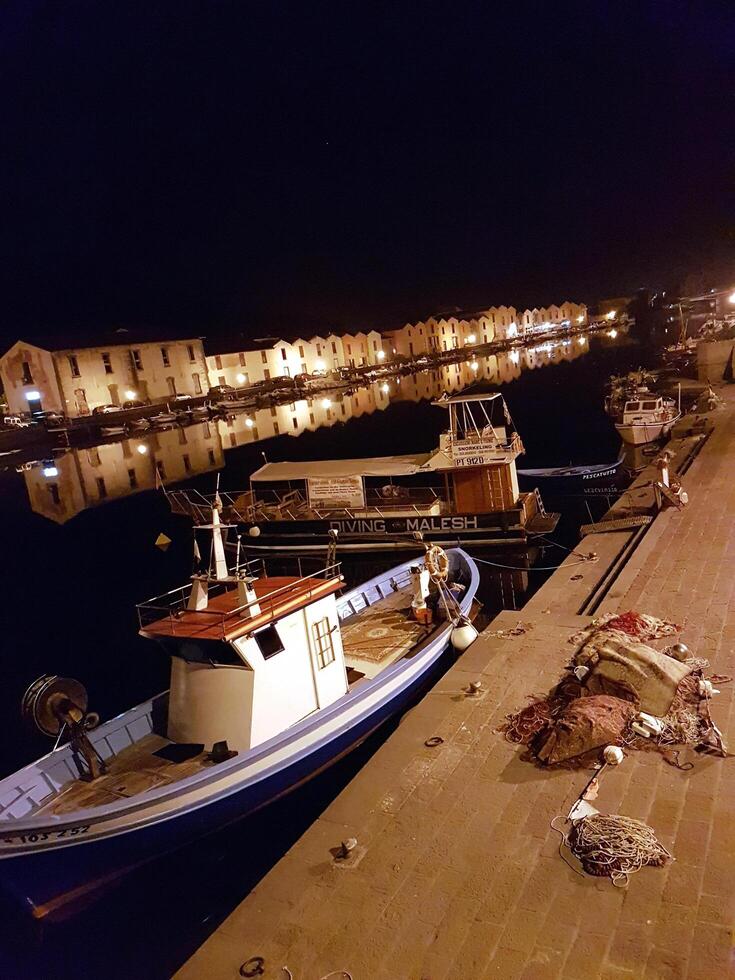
499,698,554,744
566,813,673,886
569,611,681,646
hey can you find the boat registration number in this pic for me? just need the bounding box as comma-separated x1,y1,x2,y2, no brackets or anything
2,825,91,845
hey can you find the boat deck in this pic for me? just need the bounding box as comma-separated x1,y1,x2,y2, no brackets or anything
35,735,211,817
340,586,436,675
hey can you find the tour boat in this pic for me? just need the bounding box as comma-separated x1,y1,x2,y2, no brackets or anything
167,393,559,552
613,390,681,446
0,509,478,918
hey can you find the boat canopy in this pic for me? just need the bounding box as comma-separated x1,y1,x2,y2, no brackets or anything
250,452,436,482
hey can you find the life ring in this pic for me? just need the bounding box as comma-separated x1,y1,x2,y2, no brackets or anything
425,545,449,581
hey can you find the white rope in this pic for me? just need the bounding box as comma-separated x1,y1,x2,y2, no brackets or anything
472,555,596,572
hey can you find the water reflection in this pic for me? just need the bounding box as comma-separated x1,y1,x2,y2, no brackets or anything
18,334,613,523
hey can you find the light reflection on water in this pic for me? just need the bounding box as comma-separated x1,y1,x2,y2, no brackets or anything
11,333,617,525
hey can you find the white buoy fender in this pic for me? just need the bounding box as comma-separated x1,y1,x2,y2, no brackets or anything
451,617,478,651
248,526,261,537
603,745,625,765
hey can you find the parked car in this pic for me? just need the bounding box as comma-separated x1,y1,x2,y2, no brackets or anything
3,414,32,428
171,393,194,402
92,404,120,415
31,410,67,427
208,384,235,399
121,398,150,410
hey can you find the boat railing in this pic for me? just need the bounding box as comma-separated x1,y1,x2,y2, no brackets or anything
137,562,343,637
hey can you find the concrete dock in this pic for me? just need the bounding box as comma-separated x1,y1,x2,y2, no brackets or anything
176,388,735,980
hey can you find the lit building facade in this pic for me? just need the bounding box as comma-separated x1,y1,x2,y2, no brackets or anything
0,338,208,417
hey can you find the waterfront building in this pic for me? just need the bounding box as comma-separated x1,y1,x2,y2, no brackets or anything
23,420,224,522
0,336,208,417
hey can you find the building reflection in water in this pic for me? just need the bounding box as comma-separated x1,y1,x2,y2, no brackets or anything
21,338,593,523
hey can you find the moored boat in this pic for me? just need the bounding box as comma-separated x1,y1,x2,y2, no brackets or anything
0,507,478,918
613,390,681,446
167,393,559,552
517,452,626,496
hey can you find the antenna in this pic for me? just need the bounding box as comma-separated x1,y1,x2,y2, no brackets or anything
261,451,268,463
235,533,242,576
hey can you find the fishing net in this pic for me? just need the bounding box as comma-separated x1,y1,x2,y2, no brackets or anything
566,813,672,886
569,611,681,646
498,697,555,744
536,696,635,765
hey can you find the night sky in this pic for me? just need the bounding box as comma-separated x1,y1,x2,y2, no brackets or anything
1,1,733,350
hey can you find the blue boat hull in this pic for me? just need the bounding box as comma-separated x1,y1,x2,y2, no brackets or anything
0,626,459,919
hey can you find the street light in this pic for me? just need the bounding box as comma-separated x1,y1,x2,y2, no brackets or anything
236,373,246,384
136,444,148,455
124,389,137,400
466,334,476,344
245,418,254,428
728,292,735,304
377,350,386,361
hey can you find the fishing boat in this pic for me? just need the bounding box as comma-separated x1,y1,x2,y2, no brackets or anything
517,452,626,496
167,393,559,552
613,389,681,446
0,506,478,918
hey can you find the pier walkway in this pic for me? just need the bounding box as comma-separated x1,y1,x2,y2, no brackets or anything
176,389,735,980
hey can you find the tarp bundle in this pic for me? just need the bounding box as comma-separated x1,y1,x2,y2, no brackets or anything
573,631,693,717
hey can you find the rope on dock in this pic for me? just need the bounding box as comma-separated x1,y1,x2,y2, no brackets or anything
554,813,673,887
472,554,597,572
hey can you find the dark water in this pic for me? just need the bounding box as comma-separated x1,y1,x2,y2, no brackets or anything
0,328,650,978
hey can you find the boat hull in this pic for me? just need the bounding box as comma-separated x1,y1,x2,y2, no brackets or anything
0,552,478,918
517,458,625,496
615,413,680,446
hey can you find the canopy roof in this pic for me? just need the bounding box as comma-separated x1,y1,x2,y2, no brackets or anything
251,452,436,482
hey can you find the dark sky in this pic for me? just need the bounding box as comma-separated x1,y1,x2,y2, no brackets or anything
1,0,733,349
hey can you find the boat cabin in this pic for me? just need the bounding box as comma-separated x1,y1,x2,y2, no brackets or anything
622,397,668,423
137,509,350,752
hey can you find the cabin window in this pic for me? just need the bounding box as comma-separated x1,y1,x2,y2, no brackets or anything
641,400,657,410
624,402,639,412
312,617,336,669
254,624,285,660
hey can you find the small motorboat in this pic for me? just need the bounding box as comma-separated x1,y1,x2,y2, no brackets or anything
0,507,478,918
517,453,626,496
128,418,151,432
613,391,681,446
99,425,127,438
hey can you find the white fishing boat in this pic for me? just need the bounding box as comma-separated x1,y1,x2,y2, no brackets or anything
0,505,478,918
613,389,681,446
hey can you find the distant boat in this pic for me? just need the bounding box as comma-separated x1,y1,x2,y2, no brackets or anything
613,391,681,446
517,453,626,495
99,425,127,438
148,411,178,426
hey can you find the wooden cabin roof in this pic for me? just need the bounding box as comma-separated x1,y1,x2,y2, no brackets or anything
139,575,343,643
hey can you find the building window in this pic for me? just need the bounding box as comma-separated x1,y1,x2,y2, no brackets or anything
167,377,177,395
347,345,351,354
193,372,202,394
230,433,237,447
187,344,195,362
282,366,290,377
131,349,143,371
48,483,60,505
102,352,112,374
239,352,246,366
309,412,315,424
156,461,166,480
96,477,107,499
208,449,216,466
301,362,308,373
202,421,211,438
312,617,336,668
263,369,270,380
21,361,33,384
128,468,138,489
293,417,298,429
88,447,100,467
270,405,278,418
281,348,287,361
261,351,268,364
215,355,223,370
218,375,226,385
316,344,322,356
178,427,188,445
161,347,170,367
273,421,280,434
298,345,305,357
373,340,378,350
183,454,191,472
331,342,337,354
68,355,80,378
